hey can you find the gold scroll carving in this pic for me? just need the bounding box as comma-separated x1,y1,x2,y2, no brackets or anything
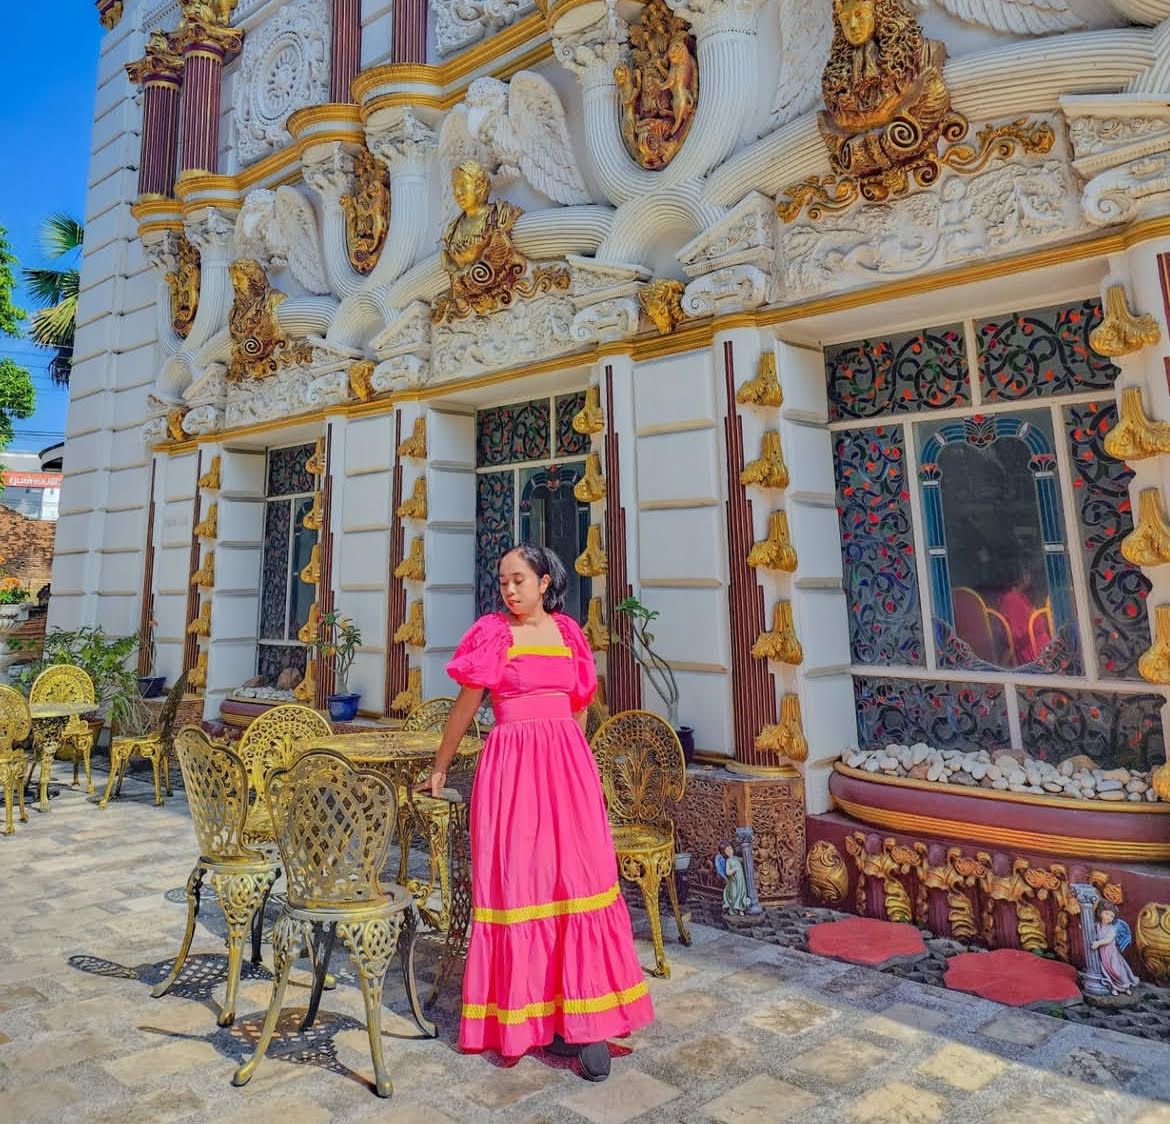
166,236,200,340
572,386,605,435
340,147,390,276
574,525,607,578
1121,488,1170,566
198,455,221,490
1139,604,1170,684
431,160,569,325
615,0,698,171
393,602,425,647
573,453,606,503
752,600,802,665
227,259,312,381
398,417,427,459
347,360,376,402
1105,386,1170,461
166,407,189,442
805,840,849,905
741,431,789,489
737,352,783,408
638,279,687,336
1090,284,1161,358
125,31,184,85
747,511,798,572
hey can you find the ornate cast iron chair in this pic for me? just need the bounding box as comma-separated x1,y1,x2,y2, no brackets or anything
101,672,189,809
233,749,436,1099
29,664,97,794
152,727,281,1026
590,710,691,978
402,696,480,739
236,703,331,845
0,685,31,834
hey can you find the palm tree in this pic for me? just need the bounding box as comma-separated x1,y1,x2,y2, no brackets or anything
23,214,83,387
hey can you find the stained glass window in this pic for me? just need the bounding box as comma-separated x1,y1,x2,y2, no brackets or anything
476,399,551,467
555,391,590,458
853,676,1009,753
1018,687,1164,772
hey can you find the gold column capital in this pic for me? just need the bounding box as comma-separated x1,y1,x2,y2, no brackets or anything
126,31,186,85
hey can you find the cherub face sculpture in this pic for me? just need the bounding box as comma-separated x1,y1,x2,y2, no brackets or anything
451,160,491,215
836,0,877,46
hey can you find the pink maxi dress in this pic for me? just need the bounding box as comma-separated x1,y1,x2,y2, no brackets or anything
448,611,654,1056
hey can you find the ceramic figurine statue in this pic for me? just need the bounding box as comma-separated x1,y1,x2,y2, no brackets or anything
716,841,750,915
1091,902,1139,995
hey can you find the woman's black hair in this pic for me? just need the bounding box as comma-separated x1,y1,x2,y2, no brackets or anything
500,542,568,613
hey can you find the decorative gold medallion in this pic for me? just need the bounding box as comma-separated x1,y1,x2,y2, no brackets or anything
227,259,313,381
398,417,427,459
747,510,798,572
737,352,783,408
615,0,698,171
166,235,201,340
1090,284,1161,358
572,386,605,435
397,476,428,520
574,525,608,578
752,600,802,665
1121,488,1170,566
340,147,390,276
638,279,687,336
393,602,425,647
1137,902,1170,984
1105,387,1170,461
431,160,569,325
741,431,789,489
573,453,606,503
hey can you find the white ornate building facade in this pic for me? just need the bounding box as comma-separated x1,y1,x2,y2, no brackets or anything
72,0,1170,941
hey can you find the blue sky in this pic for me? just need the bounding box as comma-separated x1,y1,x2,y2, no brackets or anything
0,11,103,454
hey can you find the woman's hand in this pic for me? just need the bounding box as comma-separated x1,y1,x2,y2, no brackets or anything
415,767,447,798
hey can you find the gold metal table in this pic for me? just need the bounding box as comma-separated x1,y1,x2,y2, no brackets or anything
294,729,481,929
29,702,97,812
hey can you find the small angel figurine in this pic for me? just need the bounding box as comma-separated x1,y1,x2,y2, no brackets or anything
1091,902,1139,995
716,842,749,915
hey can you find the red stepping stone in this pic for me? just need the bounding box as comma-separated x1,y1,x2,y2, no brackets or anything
944,949,1081,1009
807,917,927,969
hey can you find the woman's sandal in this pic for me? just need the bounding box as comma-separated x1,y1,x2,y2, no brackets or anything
577,1042,611,1082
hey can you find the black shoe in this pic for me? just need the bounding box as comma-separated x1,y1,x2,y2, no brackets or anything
578,1041,611,1082
546,1034,581,1057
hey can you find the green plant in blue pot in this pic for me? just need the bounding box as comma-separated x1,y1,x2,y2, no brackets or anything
313,610,363,721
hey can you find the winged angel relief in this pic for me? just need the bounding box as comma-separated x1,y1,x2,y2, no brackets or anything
233,186,330,295
769,0,1088,132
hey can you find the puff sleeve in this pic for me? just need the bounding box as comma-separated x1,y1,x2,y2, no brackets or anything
557,614,598,713
446,614,510,692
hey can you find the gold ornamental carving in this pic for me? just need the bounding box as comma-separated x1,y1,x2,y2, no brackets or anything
293,659,317,704
1137,902,1170,984
1139,604,1170,684
741,431,789,489
1121,488,1170,566
394,537,426,582
1105,387,1170,461
585,597,609,652
166,235,200,340
573,453,606,503
574,525,607,578
299,543,322,585
198,455,221,491
167,407,189,442
174,0,243,54
398,417,427,459
638,279,686,336
737,352,783,408
194,503,218,539
125,31,184,84
192,551,214,589
391,667,423,714
844,832,913,922
572,386,605,435
805,841,849,905
187,602,211,637
755,694,808,764
188,649,208,690
297,602,322,645
1090,284,1161,358
99,1,124,31
431,160,569,325
347,360,376,403
615,0,698,171
227,259,312,382
397,477,428,520
340,147,390,276
393,602,425,647
302,492,324,532
752,600,802,665
748,511,798,572
305,437,325,476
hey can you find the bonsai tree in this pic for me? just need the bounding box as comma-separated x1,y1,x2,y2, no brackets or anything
311,611,362,696
613,596,680,729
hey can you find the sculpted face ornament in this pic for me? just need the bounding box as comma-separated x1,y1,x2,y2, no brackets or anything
431,159,569,324
615,0,698,171
340,148,390,276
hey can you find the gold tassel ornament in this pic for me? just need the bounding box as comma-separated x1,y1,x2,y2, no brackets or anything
571,386,605,435
1122,488,1170,566
741,430,789,489
397,417,427,459
1104,386,1170,461
187,602,211,637
752,600,803,665
1140,604,1170,684
394,537,426,582
198,455,221,491
747,510,798,572
393,602,425,646
391,667,423,714
573,453,606,503
574,525,607,577
585,597,609,651
305,437,326,476
736,352,783,407
397,476,428,519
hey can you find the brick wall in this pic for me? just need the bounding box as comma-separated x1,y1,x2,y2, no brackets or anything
0,504,56,591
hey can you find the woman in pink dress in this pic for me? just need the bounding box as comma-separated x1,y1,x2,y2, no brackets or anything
421,544,653,1080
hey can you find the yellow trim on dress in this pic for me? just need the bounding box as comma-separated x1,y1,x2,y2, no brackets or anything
473,882,620,924
506,645,572,659
462,981,650,1024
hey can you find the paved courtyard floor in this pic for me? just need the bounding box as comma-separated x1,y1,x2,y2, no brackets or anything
7,769,1170,1124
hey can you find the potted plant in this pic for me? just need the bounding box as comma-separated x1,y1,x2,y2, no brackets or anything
14,625,138,717
311,610,363,722
613,595,695,762
137,618,165,698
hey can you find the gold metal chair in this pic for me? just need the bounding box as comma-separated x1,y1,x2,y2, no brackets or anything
402,696,479,738
0,685,31,834
29,664,97,794
236,703,331,845
590,710,691,978
233,749,436,1098
152,727,281,1026
101,673,188,808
